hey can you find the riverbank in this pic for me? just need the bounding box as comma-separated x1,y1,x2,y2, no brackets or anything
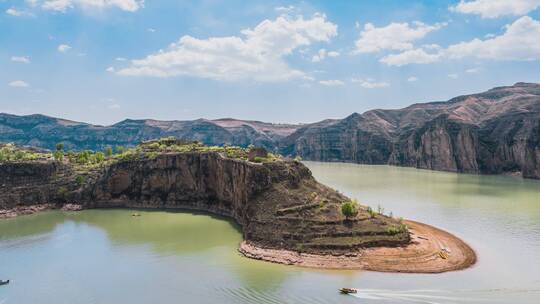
0,204,83,219
239,220,476,273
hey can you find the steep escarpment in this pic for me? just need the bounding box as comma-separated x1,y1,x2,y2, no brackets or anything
282,82,540,178
0,143,409,255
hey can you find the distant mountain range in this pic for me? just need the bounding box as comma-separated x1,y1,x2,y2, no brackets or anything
1,82,539,178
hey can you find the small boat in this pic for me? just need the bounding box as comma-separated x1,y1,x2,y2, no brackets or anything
0,280,9,286
131,213,141,217
340,288,358,294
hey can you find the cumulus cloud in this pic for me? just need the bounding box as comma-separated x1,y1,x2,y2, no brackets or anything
381,16,540,66
106,66,115,72
6,7,33,16
41,0,143,13
450,0,540,18
117,14,338,82
448,73,459,79
312,48,340,62
380,48,442,66
466,67,481,73
446,16,540,61
354,21,445,53
275,5,295,13
351,78,389,89
11,56,31,64
8,80,30,87
57,44,72,52
319,79,344,86
407,76,418,82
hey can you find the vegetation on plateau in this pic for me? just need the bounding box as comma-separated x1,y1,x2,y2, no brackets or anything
0,137,282,167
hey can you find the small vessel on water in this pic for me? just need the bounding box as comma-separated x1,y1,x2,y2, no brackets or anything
0,280,9,286
339,288,358,294
131,213,141,217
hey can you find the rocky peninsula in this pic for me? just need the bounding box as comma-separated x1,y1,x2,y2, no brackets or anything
0,139,476,273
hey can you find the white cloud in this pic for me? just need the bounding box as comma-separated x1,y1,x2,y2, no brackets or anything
115,57,127,61
106,66,115,72
446,16,540,60
466,67,481,73
351,78,389,88
11,56,31,64
275,5,295,13
42,0,144,13
311,49,339,62
380,48,442,66
147,28,156,33
57,44,72,52
407,76,418,82
448,73,459,79
8,80,30,87
450,0,540,18
319,79,344,86
6,7,33,16
107,103,121,109
354,21,445,53
328,51,339,57
118,14,338,82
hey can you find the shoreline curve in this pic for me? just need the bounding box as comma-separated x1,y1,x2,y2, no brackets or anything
239,220,477,273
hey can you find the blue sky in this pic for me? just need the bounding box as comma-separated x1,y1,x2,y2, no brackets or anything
2,0,540,125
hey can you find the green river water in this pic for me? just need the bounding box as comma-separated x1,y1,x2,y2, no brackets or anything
1,162,540,303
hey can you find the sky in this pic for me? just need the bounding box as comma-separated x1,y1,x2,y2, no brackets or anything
1,0,540,126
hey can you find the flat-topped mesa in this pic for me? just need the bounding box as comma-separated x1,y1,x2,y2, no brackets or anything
0,140,409,255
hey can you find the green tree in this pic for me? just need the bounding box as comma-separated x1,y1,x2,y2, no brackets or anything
53,150,63,161
56,142,64,151
104,146,113,157
341,200,359,220
94,152,105,163
116,146,126,154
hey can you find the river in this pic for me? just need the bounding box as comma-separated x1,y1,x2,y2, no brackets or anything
1,162,539,303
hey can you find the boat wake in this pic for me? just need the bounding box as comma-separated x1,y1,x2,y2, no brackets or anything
350,288,540,303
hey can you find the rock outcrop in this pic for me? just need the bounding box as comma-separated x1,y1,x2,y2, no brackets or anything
0,146,409,255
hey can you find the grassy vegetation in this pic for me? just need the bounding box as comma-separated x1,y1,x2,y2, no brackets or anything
0,143,47,162
0,137,282,166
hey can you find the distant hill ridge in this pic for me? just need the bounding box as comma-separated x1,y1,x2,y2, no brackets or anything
2,82,539,178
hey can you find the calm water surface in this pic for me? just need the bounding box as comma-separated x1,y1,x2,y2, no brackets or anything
1,162,540,303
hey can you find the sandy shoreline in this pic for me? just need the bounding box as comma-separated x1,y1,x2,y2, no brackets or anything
239,220,477,273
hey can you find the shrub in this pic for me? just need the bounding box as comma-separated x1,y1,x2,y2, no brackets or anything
104,146,113,157
75,175,86,186
53,150,63,161
341,200,359,219
367,206,377,218
56,142,64,151
116,146,126,154
94,152,105,163
252,156,267,163
386,224,408,235
293,156,302,162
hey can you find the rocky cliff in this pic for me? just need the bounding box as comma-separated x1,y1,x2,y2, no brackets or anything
0,143,409,254
281,82,540,178
2,82,539,178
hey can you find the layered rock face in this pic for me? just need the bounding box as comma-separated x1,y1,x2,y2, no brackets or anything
281,83,540,178
0,151,409,254
2,82,538,178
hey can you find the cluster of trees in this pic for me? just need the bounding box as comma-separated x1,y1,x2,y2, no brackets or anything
0,143,41,162
53,142,126,165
